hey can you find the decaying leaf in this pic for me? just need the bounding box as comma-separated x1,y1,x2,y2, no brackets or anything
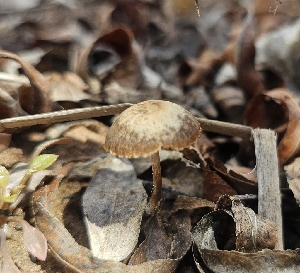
231,199,277,252
45,71,90,102
245,89,300,165
0,50,54,114
82,155,147,261
191,196,286,272
284,157,300,205
129,210,191,266
0,147,23,168
196,248,300,273
33,200,183,273
206,158,258,195
172,195,215,212
202,160,237,202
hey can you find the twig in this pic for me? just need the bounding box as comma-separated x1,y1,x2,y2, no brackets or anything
197,118,252,140
0,104,132,132
252,128,283,250
0,105,254,140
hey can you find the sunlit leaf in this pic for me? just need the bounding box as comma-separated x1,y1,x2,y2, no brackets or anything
1,194,18,203
29,154,58,172
7,217,47,261
0,166,9,188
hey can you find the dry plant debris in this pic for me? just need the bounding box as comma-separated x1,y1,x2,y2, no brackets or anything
0,0,300,272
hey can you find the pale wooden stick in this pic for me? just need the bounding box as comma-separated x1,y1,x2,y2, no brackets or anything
197,118,252,140
0,106,254,140
252,128,283,250
0,104,132,132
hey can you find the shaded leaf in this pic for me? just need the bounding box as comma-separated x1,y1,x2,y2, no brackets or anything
206,158,258,195
172,195,214,212
129,210,191,264
202,160,237,202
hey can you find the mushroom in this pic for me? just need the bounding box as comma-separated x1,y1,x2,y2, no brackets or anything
104,100,202,213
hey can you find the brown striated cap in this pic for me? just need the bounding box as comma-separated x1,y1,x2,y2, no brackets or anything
104,100,202,158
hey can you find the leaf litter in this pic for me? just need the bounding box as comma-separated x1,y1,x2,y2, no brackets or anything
0,0,300,272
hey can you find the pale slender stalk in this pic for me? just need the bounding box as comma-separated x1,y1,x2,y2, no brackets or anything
197,118,252,140
253,128,283,250
147,152,162,214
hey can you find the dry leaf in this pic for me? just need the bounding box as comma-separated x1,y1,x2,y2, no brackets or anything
202,161,237,202
0,147,23,168
82,155,147,261
172,195,214,212
45,71,90,102
79,27,143,90
284,157,300,205
192,197,283,272
129,210,191,265
33,201,181,273
206,158,258,195
245,89,300,165
231,199,277,252
0,50,54,114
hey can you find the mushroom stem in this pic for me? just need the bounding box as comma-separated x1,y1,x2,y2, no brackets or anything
148,151,162,213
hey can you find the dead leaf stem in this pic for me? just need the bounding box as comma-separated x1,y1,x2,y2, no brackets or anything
197,118,252,140
252,129,283,250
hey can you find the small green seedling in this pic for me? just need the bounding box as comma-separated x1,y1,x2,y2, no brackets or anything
0,154,58,273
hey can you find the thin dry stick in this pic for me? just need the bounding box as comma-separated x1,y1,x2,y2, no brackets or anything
197,118,252,140
0,104,133,132
0,105,253,139
252,128,283,250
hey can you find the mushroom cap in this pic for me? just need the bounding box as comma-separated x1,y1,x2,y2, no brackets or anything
104,100,202,158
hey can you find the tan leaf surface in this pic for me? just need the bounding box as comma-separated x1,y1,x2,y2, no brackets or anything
284,157,300,205
245,89,300,165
